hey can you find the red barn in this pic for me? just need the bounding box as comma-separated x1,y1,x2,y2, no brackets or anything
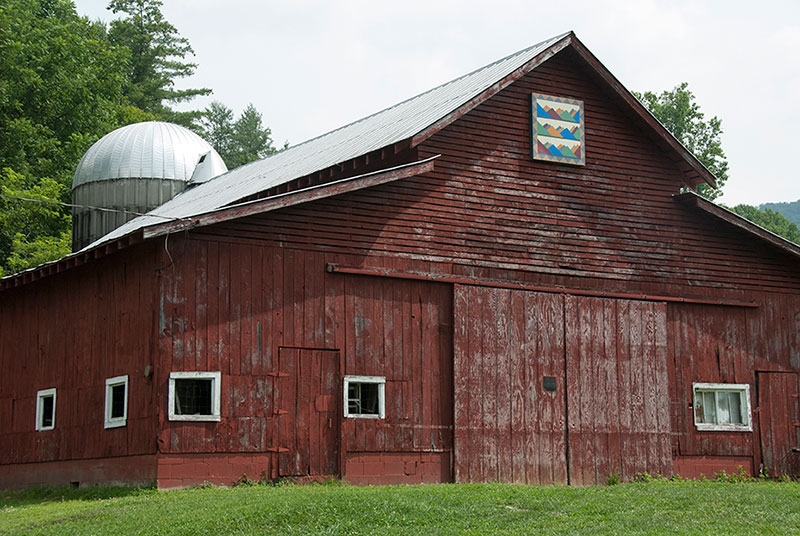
1,32,798,489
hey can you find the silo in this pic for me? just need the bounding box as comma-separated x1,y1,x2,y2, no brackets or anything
71,121,227,251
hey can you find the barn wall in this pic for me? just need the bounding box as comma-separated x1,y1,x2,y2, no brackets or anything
169,47,799,483
3,45,799,488
155,238,453,485
0,243,160,487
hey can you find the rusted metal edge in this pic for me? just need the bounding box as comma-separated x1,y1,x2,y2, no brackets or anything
675,192,800,262
411,34,573,148
326,263,760,308
142,156,439,240
0,230,145,292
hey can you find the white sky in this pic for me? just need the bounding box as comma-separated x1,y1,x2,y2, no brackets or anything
75,0,800,206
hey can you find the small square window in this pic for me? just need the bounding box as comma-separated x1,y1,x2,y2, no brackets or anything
105,375,128,429
168,372,221,421
36,388,56,431
693,383,752,431
343,376,385,419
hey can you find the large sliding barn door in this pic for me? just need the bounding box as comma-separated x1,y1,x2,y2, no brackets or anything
453,286,671,485
454,286,567,484
274,347,340,477
757,372,800,477
565,295,671,485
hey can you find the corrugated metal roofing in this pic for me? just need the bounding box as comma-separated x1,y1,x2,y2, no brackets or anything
73,121,227,187
87,33,569,249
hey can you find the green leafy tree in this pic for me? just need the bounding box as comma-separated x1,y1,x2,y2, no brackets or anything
199,102,278,168
634,83,728,200
0,0,129,274
198,101,235,162
728,204,800,245
107,0,210,126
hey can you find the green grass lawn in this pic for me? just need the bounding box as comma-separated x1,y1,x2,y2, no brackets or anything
1,480,799,535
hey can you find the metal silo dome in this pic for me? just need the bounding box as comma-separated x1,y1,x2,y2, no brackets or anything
71,121,227,251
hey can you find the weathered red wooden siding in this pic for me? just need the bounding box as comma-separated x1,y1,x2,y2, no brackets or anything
565,296,671,484
453,285,566,484
155,239,452,483
669,304,754,458
453,286,670,485
757,372,800,477
172,46,798,484
0,244,159,475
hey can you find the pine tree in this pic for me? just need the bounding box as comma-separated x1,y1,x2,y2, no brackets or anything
107,0,210,126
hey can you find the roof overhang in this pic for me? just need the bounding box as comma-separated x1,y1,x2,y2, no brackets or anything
0,157,439,292
142,156,439,240
675,192,800,261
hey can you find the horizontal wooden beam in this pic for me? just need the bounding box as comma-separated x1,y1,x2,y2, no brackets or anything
326,263,759,308
143,156,439,240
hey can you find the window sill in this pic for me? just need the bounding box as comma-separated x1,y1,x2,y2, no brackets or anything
695,423,752,432
104,420,127,429
168,414,221,422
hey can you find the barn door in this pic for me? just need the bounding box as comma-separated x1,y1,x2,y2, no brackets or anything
757,372,800,477
275,347,340,478
453,286,567,485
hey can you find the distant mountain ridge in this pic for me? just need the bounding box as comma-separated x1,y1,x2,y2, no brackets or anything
760,199,800,226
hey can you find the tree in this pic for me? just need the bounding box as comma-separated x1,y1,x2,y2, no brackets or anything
0,0,130,274
198,102,278,169
728,204,800,245
634,83,728,200
760,200,800,227
107,0,210,126
198,101,235,162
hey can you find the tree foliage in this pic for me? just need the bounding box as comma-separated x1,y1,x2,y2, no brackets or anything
199,102,279,169
0,0,129,275
760,200,800,227
728,204,800,245
107,0,210,126
634,83,728,200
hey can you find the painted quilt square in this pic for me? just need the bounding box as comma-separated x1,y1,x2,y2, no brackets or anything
531,93,585,166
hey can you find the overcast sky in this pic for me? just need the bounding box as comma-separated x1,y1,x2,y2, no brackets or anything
75,0,799,206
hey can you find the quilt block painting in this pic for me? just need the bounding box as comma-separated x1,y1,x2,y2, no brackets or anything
531,93,585,166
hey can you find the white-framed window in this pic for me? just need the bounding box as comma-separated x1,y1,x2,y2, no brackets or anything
168,371,221,422
343,375,385,419
35,388,56,431
104,375,129,429
693,382,752,431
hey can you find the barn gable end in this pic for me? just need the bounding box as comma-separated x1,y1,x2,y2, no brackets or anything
1,34,799,489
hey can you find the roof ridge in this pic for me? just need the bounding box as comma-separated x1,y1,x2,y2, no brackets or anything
262,32,571,157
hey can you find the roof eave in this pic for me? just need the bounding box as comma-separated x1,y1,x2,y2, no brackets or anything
0,230,145,292
675,192,800,261
142,156,440,240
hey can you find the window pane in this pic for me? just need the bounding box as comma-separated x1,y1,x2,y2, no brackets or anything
360,384,379,414
702,392,717,424
348,382,379,415
726,392,742,424
111,384,126,419
348,384,360,413
175,379,212,415
41,396,54,427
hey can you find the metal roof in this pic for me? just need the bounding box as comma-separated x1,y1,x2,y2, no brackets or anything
86,33,569,249
73,121,227,188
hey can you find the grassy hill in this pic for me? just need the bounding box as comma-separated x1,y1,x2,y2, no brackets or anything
2,479,800,535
